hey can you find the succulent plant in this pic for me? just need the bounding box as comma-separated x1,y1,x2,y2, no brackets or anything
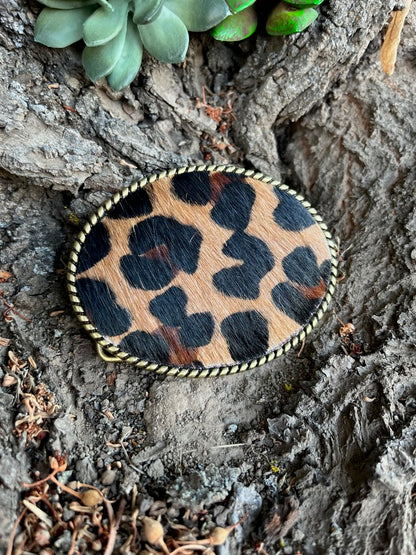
266,0,324,36
34,0,232,90
211,0,257,42
211,0,324,42
33,0,325,90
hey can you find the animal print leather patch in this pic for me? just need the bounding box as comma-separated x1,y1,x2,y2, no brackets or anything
69,167,337,375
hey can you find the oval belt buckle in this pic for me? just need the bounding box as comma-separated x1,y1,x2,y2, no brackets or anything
67,165,338,378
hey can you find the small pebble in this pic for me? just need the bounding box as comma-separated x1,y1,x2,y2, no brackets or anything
147,459,165,480
100,468,116,485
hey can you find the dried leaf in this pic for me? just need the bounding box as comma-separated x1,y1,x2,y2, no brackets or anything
22,500,53,528
119,159,137,169
49,458,60,473
208,526,231,546
0,270,13,282
69,501,98,514
28,356,37,369
103,409,115,421
2,374,17,387
49,310,64,317
339,322,355,337
8,351,22,367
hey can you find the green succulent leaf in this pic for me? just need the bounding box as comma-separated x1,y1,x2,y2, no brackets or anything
226,0,256,14
37,0,111,9
107,16,143,90
34,6,95,47
139,5,189,64
132,0,164,25
96,0,113,7
211,6,257,41
165,0,230,32
82,18,127,81
83,0,129,46
266,4,318,35
284,0,324,6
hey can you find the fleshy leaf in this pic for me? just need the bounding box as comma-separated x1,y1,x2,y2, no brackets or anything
83,0,129,46
82,18,127,81
37,0,109,8
165,0,230,32
96,0,112,7
226,0,256,14
34,6,95,47
132,0,164,25
266,4,318,35
211,6,257,41
107,17,143,90
139,6,188,64
284,0,324,5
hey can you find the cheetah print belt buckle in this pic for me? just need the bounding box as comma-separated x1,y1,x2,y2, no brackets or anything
67,165,338,378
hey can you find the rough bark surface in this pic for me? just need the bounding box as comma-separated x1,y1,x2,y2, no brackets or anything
0,0,415,553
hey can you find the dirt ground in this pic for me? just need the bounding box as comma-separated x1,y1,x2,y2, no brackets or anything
0,1,415,553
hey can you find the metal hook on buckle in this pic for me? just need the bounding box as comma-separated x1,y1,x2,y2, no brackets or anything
96,343,123,363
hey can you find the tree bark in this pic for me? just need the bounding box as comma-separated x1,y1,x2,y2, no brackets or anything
0,0,415,553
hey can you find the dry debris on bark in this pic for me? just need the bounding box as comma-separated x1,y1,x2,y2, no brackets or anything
7,454,248,555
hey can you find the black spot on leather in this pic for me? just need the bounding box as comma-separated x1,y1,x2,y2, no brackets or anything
106,188,152,219
150,286,214,348
271,282,319,325
76,278,131,336
213,232,274,299
77,221,110,273
121,256,174,290
179,313,215,349
119,330,170,363
282,247,321,287
319,259,332,283
273,187,315,231
149,286,188,327
221,311,269,362
171,171,212,205
120,216,202,290
211,179,255,231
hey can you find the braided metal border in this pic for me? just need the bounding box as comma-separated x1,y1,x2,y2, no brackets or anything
67,164,338,378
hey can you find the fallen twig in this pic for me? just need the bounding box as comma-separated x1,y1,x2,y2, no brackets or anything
103,498,126,555
6,507,27,555
381,0,412,75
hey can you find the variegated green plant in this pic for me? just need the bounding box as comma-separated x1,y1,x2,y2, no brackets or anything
211,0,325,42
34,0,232,90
